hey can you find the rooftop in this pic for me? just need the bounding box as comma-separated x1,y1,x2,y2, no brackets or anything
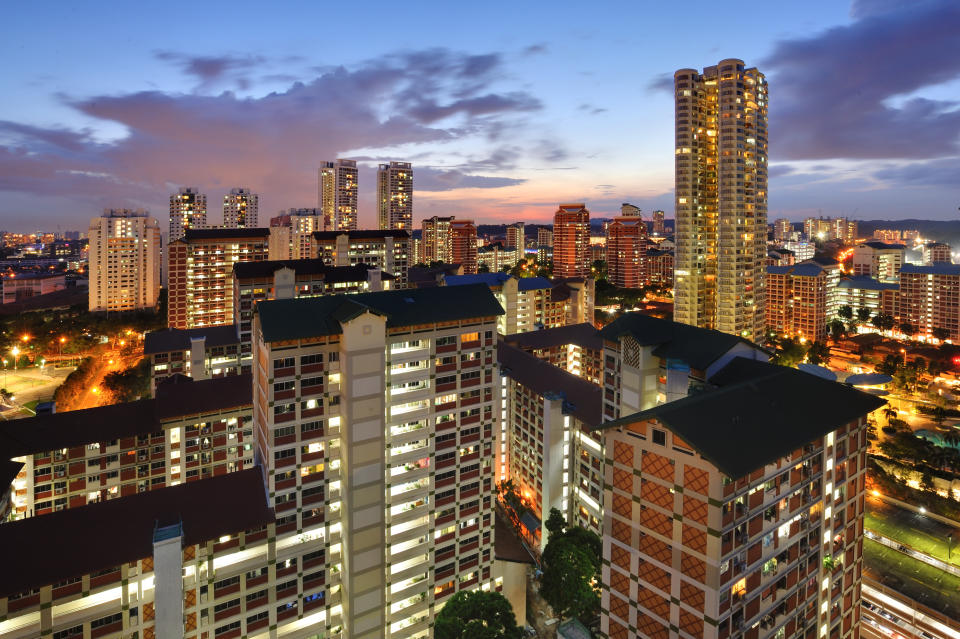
312,229,410,240
0,375,252,458
0,467,274,598
862,241,906,250
766,261,824,277
901,263,960,276
598,313,763,371
144,324,240,354
837,275,899,291
503,323,603,351
0,286,87,316
497,342,601,426
596,358,885,478
445,273,512,288
257,284,504,342
234,259,386,282
182,228,270,241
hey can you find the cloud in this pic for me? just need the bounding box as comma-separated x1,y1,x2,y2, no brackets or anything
0,48,550,226
768,164,797,178
646,73,673,94
154,51,267,90
415,168,526,191
765,0,960,161
522,44,548,56
577,103,607,115
872,157,960,187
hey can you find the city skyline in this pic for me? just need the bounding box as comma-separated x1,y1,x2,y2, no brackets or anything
1,1,959,231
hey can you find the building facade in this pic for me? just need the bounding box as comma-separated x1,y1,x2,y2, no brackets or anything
145,325,246,390
311,230,411,287
852,242,904,283
598,360,883,639
606,205,648,289
773,219,793,242
222,188,259,229
169,187,207,243
553,203,591,278
674,59,768,341
268,209,323,261
652,210,665,235
253,284,503,637
420,216,454,264
377,161,413,230
167,228,270,329
506,223,525,249
450,219,478,274
319,160,359,231
88,209,161,313
765,262,829,343
922,242,952,265
2,273,66,306
899,263,960,341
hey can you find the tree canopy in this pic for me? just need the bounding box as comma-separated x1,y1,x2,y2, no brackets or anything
539,509,601,622
434,590,523,639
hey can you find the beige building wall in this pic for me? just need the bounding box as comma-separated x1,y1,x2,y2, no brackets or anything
88,209,161,312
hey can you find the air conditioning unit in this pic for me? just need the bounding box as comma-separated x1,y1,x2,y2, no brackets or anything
54,487,65,495
55,471,65,477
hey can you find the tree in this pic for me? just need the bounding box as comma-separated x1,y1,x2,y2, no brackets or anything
102,358,150,403
882,407,898,426
478,263,490,273
932,406,948,427
900,322,916,337
540,539,599,622
839,305,853,321
932,327,951,342
545,507,566,538
828,319,846,343
878,313,896,335
771,337,807,368
857,307,872,323
435,590,523,639
806,341,831,365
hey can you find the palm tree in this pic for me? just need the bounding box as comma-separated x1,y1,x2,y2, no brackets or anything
882,407,898,426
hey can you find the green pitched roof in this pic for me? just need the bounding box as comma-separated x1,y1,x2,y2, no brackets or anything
595,358,886,479
256,284,504,342
598,313,764,370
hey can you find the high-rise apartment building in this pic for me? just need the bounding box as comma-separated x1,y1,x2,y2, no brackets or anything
222,187,259,228
450,219,478,274
872,229,902,243
832,218,858,243
88,209,161,312
606,204,648,289
169,187,207,242
537,227,553,264
674,59,768,341
598,358,883,639
899,263,960,341
506,222,525,249
420,216,454,263
773,218,793,242
268,209,323,260
922,241,952,265
254,285,502,637
552,203,590,278
319,159,359,231
852,241,904,283
652,210,665,235
312,230,411,287
765,261,829,342
167,228,270,329
377,161,413,230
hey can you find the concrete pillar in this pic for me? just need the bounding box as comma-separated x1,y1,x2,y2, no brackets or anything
153,523,184,639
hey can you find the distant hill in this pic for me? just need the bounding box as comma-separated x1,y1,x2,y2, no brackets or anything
858,219,960,247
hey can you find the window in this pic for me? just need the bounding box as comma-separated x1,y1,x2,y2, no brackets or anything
301,420,323,435
436,336,456,347
274,403,296,416
274,448,296,461
301,376,323,388
300,353,323,366
215,622,241,637
273,357,295,370
652,429,666,446
273,380,295,393
273,426,295,439
461,332,479,343
90,613,122,630
213,598,240,613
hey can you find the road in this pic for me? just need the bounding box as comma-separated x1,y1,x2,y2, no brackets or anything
71,349,131,411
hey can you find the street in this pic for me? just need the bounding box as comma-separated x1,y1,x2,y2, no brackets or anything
0,366,72,419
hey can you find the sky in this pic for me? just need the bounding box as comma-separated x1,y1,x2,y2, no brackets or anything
0,0,958,232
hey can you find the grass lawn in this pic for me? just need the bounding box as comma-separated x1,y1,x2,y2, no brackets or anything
864,538,960,619
866,497,960,566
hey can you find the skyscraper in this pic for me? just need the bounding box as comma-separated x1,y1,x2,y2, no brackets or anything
222,187,259,228
88,209,161,312
552,203,590,278
506,222,525,249
377,161,413,230
450,218,478,274
319,159,358,231
673,59,768,341
651,209,665,235
169,187,207,242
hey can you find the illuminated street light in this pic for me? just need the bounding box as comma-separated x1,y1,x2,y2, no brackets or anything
11,346,19,371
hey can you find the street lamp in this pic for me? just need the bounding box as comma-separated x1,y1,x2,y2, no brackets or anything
11,346,19,371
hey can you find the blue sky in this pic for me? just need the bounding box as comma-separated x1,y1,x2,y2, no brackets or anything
1,0,958,231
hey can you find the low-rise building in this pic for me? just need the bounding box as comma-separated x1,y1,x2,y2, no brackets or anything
853,241,905,283
1,272,66,305
922,241,952,265
835,276,899,320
